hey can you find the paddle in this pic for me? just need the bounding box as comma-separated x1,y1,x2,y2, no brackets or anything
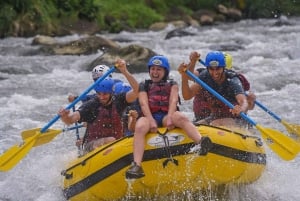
21,124,84,147
0,67,115,171
200,59,300,137
253,99,300,137
184,69,300,161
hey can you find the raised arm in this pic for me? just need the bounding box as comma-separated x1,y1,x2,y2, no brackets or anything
115,58,139,103
178,62,199,100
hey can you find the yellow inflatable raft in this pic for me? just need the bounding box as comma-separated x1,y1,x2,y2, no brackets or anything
62,125,266,201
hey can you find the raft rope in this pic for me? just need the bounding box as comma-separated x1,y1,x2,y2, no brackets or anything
157,129,179,167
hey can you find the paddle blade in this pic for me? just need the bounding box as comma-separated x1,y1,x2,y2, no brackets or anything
281,120,300,137
22,128,62,147
0,134,37,171
256,124,300,161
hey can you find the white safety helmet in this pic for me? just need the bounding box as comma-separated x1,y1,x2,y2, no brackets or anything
91,65,111,80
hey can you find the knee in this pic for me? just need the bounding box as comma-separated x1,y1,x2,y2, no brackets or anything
172,111,189,123
134,117,149,134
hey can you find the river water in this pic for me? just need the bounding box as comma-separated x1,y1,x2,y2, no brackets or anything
0,18,300,201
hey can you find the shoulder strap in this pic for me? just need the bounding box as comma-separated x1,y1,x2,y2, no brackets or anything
237,73,250,91
144,79,152,92
112,95,126,115
225,70,250,91
167,79,182,105
225,69,238,78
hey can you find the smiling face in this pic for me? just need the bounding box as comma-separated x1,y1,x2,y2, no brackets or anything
149,66,166,82
208,67,225,83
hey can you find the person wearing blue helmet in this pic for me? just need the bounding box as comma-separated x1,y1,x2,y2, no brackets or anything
125,55,212,179
58,58,139,153
67,64,123,103
178,51,249,127
113,82,132,94
185,51,256,124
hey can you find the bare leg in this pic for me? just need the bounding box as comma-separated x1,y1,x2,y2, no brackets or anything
126,117,150,179
171,111,202,143
133,117,151,166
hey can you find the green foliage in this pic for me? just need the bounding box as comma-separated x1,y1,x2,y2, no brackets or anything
95,0,163,32
0,0,300,37
0,3,17,37
4,0,33,12
243,0,300,18
55,0,99,21
178,0,222,10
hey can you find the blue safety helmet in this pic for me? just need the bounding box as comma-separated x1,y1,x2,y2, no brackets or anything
147,55,170,80
205,51,226,68
94,78,114,93
113,82,132,94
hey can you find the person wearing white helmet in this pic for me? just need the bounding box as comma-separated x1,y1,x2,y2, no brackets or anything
91,65,112,81
67,64,122,103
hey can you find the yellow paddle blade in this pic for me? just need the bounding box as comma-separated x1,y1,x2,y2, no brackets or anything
0,134,38,171
21,128,62,147
281,120,300,137
257,124,300,161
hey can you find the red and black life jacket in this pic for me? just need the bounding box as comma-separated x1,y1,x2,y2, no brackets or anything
193,90,211,120
85,102,123,142
144,80,175,113
208,70,249,119
237,73,250,91
193,69,250,120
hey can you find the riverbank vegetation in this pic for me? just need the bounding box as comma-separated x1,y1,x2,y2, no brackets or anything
0,0,299,38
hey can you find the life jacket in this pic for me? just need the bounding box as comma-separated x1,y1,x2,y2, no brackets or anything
193,68,210,120
193,69,250,120
193,90,211,120
85,100,123,142
144,80,173,113
208,96,235,119
199,70,241,119
226,69,250,91
237,73,250,91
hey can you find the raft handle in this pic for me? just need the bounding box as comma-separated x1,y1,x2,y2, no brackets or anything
61,170,73,179
255,139,263,147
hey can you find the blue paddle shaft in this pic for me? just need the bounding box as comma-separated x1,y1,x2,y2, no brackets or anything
185,70,257,126
254,100,282,122
199,59,206,66
40,67,116,133
62,124,84,132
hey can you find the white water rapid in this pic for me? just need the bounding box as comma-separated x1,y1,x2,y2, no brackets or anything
0,17,300,201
